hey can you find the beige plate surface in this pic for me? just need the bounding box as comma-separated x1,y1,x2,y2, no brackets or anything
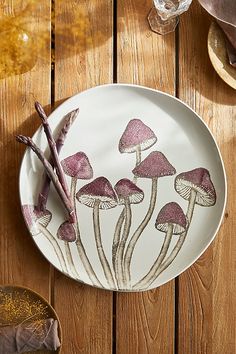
208,21,236,90
0,285,62,353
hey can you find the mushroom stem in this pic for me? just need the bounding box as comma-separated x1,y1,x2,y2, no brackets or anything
115,199,132,289
112,153,140,270
140,189,198,289
93,201,116,289
71,177,81,237
132,224,174,290
112,210,124,271
186,188,197,223
133,146,141,184
71,178,102,287
64,242,80,280
124,178,158,287
136,146,141,166
37,223,68,273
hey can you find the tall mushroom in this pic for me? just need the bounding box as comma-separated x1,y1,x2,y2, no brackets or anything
123,151,176,287
22,205,68,273
114,178,144,289
119,118,157,169
57,221,80,280
77,177,117,289
133,202,187,290
113,119,157,270
156,167,217,278
61,152,101,286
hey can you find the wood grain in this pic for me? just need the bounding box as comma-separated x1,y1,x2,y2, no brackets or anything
53,1,113,353
116,1,175,353
178,2,236,353
0,1,51,297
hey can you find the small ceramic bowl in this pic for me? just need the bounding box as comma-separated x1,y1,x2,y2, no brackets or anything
208,21,236,90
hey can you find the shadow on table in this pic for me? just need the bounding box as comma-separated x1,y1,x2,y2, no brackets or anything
53,1,112,59
0,0,111,79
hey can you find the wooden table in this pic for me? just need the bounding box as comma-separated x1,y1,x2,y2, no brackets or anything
0,0,235,353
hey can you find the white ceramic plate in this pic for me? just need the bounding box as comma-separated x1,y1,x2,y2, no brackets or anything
19,84,227,292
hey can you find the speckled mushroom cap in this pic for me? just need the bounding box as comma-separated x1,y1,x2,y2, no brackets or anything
61,152,93,179
77,177,117,210
114,178,144,205
57,221,76,242
175,168,217,206
155,202,187,234
119,119,157,153
22,205,52,236
132,151,176,178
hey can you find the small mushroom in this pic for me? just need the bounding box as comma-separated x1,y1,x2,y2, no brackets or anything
60,152,101,286
77,177,117,289
145,168,217,284
61,152,93,180
175,167,216,223
22,205,52,236
22,205,67,272
57,221,77,242
57,221,80,280
119,118,157,167
113,178,144,289
133,202,187,290
61,151,93,205
123,151,176,287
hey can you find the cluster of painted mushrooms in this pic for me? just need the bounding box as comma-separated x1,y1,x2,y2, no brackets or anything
21,110,217,291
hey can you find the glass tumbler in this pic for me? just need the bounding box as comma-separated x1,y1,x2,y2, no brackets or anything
148,0,193,35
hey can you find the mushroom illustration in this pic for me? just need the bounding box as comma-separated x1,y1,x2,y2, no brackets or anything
152,167,217,281
112,119,157,267
22,205,68,272
77,177,117,289
113,178,144,289
119,118,157,168
133,202,187,290
61,151,93,200
123,151,176,287
61,152,101,287
175,167,217,222
57,221,80,280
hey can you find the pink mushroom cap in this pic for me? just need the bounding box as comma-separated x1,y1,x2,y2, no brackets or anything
77,176,117,210
61,152,93,179
119,119,157,153
57,221,76,242
175,168,217,206
22,205,52,236
114,178,144,205
132,151,176,179
155,202,187,234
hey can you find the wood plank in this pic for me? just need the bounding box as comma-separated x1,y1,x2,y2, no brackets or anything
53,1,113,353
116,1,176,353
0,1,51,297
178,2,236,353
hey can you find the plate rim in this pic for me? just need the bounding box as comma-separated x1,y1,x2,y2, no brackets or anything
18,83,228,292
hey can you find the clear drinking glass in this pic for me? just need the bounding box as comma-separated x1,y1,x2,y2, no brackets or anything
148,0,192,35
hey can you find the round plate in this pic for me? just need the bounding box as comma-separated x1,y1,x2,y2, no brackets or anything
208,21,236,90
0,285,62,353
19,84,227,292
